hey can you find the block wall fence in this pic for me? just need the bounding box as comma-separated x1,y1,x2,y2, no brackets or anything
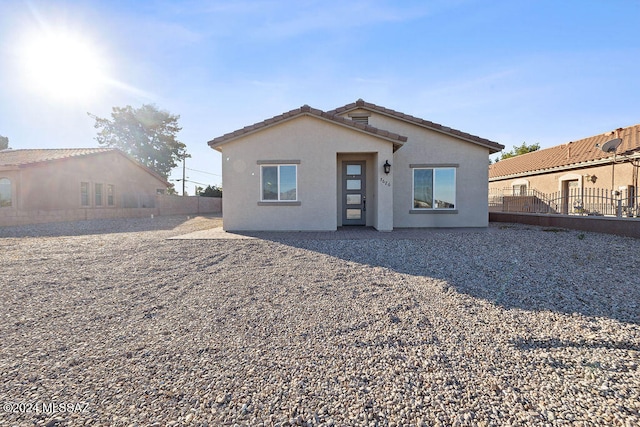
0,195,221,227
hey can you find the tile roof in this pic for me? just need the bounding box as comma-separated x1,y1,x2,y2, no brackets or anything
0,148,115,167
0,148,169,184
208,104,409,151
327,99,504,154
489,124,640,179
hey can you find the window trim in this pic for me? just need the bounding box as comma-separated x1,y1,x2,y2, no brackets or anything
411,166,457,212
259,163,299,203
107,184,115,207
80,182,90,207
95,183,103,207
0,177,12,208
511,178,529,196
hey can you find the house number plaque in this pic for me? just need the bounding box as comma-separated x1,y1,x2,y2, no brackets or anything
380,177,391,187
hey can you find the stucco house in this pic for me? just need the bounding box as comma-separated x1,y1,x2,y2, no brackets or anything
489,124,640,215
0,148,170,226
208,99,503,231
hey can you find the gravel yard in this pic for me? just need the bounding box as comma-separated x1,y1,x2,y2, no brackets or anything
1,215,639,426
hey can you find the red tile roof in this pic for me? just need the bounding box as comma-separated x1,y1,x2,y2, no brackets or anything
327,99,504,153
489,124,640,179
0,148,115,167
208,104,409,151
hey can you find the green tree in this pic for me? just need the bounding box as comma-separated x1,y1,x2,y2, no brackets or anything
0,135,8,150
500,142,540,160
200,185,222,197
88,104,186,178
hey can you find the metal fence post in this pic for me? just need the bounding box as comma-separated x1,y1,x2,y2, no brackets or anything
617,199,622,217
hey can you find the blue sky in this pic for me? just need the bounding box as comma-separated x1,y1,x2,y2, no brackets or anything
1,0,639,194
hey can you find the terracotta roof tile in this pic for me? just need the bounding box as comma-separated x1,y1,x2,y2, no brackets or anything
0,148,115,167
327,99,504,153
489,124,640,179
207,105,409,150
0,148,170,185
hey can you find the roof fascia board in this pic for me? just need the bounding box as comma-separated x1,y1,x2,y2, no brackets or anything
338,105,502,153
309,113,406,149
6,150,111,169
210,111,406,151
209,115,301,151
8,149,170,186
489,152,640,182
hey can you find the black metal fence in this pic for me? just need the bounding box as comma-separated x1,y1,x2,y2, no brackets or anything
489,187,640,217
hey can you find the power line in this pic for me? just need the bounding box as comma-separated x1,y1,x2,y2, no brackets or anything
186,167,221,177
171,178,211,186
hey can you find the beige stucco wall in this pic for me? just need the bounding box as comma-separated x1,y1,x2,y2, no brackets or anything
338,109,492,227
218,115,394,231
16,151,167,211
489,161,638,195
0,151,168,216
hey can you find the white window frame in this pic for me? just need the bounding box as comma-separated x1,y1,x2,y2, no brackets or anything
107,184,115,206
511,178,529,196
80,182,90,207
95,183,103,207
260,164,298,202
0,177,12,208
411,167,457,210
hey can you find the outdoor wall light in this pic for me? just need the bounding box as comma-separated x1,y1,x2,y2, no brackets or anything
383,160,391,174
584,174,597,183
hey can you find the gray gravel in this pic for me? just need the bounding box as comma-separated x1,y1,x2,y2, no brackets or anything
1,216,639,426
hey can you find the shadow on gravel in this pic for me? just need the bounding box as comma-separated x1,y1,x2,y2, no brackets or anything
0,215,220,238
229,226,640,326
512,337,640,352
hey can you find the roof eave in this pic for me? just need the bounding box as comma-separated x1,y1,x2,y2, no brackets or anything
489,152,640,181
332,103,504,153
4,149,170,187
208,110,407,152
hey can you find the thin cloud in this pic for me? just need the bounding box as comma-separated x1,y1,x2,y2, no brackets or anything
249,1,432,39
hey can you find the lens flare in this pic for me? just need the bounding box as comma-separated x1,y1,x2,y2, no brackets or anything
21,29,107,102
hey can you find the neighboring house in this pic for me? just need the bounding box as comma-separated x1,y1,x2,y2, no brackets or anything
489,124,640,215
208,99,503,231
0,148,170,226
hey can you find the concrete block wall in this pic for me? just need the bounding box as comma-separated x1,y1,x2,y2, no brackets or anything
490,212,640,239
156,195,221,216
0,196,221,228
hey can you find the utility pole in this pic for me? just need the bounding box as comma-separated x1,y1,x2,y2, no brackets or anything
181,150,191,196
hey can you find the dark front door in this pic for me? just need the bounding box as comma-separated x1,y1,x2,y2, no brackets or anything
342,161,366,226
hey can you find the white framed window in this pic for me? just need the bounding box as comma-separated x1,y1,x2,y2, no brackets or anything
511,178,529,196
0,178,11,207
107,184,115,206
80,182,90,207
261,164,297,201
412,167,456,210
95,183,103,206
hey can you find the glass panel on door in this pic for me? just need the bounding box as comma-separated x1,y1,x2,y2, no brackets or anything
346,164,361,175
346,194,361,205
346,179,361,190
346,209,361,220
